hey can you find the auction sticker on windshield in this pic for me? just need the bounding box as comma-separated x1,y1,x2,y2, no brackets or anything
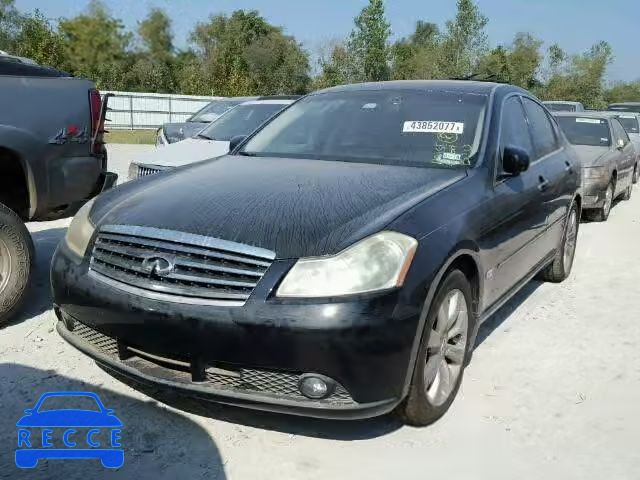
403,121,464,134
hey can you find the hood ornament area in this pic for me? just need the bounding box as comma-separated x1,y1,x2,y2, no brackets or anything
141,256,174,277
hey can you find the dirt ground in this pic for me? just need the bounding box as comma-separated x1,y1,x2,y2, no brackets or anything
1,144,639,479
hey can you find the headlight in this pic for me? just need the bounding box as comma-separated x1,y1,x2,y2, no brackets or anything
128,162,139,180
155,129,166,147
583,167,607,180
64,198,96,258
276,231,418,298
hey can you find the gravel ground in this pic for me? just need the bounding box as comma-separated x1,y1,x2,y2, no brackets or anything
2,144,639,479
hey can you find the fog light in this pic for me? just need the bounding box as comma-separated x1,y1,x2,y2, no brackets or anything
299,374,335,400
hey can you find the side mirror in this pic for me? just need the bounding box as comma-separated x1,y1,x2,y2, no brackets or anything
502,145,530,175
617,139,625,150
229,135,247,153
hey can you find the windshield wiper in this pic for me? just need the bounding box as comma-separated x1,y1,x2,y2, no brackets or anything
236,151,257,157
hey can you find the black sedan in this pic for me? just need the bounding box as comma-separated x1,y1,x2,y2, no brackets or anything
52,81,581,425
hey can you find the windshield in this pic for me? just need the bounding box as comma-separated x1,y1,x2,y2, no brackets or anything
189,100,243,123
545,103,576,112
615,115,639,134
241,90,487,168
199,103,289,141
557,116,611,146
37,395,101,412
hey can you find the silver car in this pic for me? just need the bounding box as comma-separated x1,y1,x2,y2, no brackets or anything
555,112,636,221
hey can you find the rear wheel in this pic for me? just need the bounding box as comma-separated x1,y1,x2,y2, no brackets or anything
542,202,578,283
0,202,34,326
398,270,472,426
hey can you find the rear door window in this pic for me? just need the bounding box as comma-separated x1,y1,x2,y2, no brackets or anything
523,98,559,159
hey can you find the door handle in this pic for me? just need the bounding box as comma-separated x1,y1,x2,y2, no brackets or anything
564,161,574,174
538,176,550,192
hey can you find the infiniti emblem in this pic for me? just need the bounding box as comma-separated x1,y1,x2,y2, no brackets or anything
141,256,174,277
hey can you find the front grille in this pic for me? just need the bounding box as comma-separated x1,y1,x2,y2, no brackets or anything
205,368,354,404
89,225,275,305
72,321,119,356
137,166,161,178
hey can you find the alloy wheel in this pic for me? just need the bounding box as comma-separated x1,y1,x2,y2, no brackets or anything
0,237,11,296
563,209,577,273
424,289,469,407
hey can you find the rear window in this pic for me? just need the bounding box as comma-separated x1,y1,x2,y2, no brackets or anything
608,105,640,113
556,116,611,146
545,103,576,112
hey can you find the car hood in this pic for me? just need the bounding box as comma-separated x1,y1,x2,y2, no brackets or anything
572,145,610,167
16,411,123,427
162,122,207,143
92,156,466,259
135,138,230,168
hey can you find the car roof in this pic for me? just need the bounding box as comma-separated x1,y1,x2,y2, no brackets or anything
239,98,296,106
553,111,612,119
543,100,583,105
314,80,515,95
609,102,640,106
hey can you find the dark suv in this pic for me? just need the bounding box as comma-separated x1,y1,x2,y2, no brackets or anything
52,81,581,426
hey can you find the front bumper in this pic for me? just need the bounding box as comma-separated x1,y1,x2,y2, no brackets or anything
51,242,420,419
581,178,608,209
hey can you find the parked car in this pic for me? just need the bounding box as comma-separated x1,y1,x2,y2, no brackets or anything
129,97,298,179
53,80,580,426
0,57,114,325
602,112,640,183
607,102,640,113
543,101,585,112
555,112,635,221
155,97,256,146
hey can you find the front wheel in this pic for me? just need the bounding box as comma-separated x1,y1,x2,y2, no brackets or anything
0,202,34,326
633,164,638,184
589,181,614,222
397,270,472,426
542,202,579,283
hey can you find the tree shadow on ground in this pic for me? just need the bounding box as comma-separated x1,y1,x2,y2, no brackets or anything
0,363,226,480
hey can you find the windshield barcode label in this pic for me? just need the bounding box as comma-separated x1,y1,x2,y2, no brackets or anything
403,121,464,134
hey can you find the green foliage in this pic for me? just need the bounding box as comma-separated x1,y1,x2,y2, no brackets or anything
605,81,640,104
12,10,65,68
439,0,488,78
0,0,635,108
348,0,391,82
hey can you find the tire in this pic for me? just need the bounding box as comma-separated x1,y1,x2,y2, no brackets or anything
590,180,614,222
397,270,473,426
621,183,632,201
542,202,579,283
0,202,35,326
633,164,638,185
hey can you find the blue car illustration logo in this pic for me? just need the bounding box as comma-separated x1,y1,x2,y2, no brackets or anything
16,391,123,468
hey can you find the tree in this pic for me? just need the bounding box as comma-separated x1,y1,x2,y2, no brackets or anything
543,41,614,108
391,21,441,80
58,0,132,81
605,81,640,104
188,10,310,96
348,0,391,82
12,10,65,68
439,0,488,78
138,8,173,61
0,0,19,51
315,42,355,88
